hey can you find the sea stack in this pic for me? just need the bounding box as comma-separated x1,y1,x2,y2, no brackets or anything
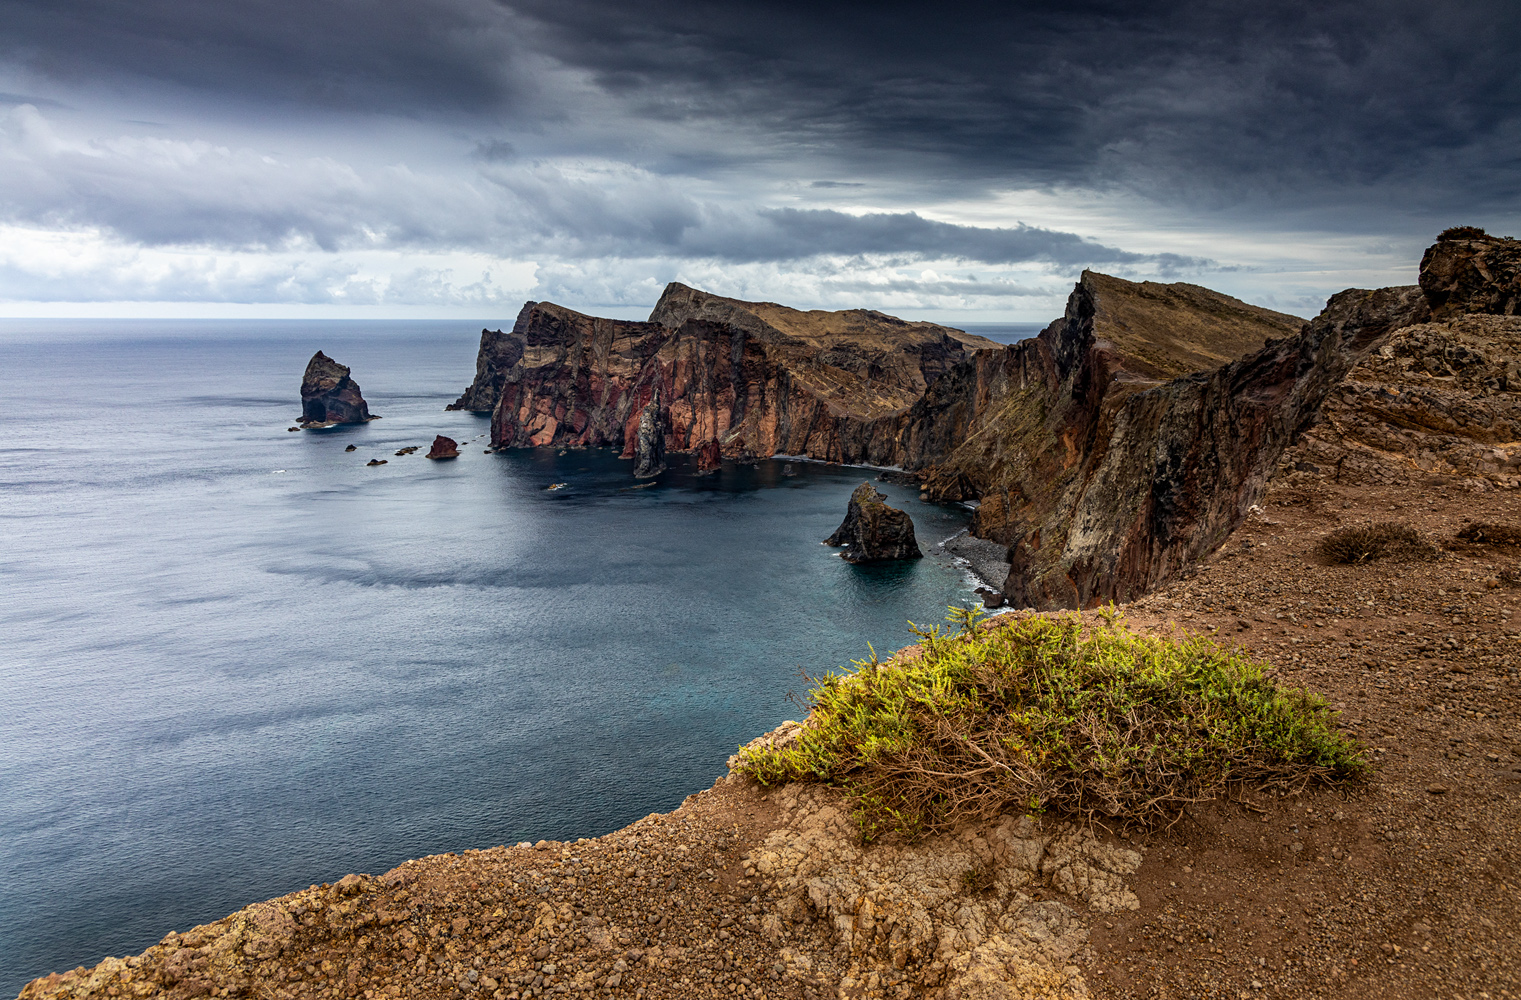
825,483,923,563
632,394,666,478
299,352,376,427
425,435,460,460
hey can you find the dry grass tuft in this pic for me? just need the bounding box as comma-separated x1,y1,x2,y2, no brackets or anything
1456,522,1521,546
1317,522,1438,564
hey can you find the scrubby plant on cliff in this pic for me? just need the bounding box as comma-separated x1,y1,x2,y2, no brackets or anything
736,608,1365,838
1317,522,1437,563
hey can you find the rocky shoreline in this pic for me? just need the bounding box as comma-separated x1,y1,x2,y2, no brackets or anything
20,230,1521,1000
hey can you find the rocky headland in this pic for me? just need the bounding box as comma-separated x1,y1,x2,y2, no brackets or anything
300,352,377,428
455,269,1421,611
30,234,1521,1000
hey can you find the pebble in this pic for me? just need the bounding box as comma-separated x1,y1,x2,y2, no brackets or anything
1426,784,1451,795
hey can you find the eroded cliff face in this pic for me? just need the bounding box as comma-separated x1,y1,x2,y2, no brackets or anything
475,288,999,465
446,305,531,413
952,281,1425,609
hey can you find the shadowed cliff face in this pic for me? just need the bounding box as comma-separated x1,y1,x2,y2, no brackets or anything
461,271,1425,611
973,284,1427,609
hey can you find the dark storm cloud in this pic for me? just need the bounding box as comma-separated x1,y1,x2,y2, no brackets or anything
0,0,528,116
4,0,1519,261
5,0,1519,217
503,0,1521,216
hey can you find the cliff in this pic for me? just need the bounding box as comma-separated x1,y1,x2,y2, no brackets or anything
946,280,1424,609
465,287,999,463
299,352,376,427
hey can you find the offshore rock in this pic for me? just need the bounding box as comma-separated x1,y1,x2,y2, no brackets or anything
824,483,923,563
632,392,666,478
299,351,376,427
425,435,459,460
1419,227,1521,319
446,305,531,412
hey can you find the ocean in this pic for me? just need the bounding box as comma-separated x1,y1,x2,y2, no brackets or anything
0,319,1011,995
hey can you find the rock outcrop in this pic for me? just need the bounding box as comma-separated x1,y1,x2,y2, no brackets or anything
632,391,666,478
954,281,1426,609
299,352,376,427
824,483,923,563
425,435,460,460
1419,227,1521,319
1284,231,1521,490
446,305,532,412
452,284,998,467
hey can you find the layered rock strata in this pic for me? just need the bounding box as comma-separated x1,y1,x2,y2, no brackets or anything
446,308,531,413
299,352,376,427
450,285,998,466
451,269,1432,610
824,483,923,563
1284,250,1521,490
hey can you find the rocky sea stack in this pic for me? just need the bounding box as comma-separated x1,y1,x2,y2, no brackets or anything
824,483,923,563
299,351,376,427
425,435,459,460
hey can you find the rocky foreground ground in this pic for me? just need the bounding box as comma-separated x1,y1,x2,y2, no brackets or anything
22,478,1520,1000
21,283,1521,1000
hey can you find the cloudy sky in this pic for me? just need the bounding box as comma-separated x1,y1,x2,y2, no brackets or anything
1,0,1517,321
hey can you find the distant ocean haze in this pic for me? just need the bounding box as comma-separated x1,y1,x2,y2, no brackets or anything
0,318,988,995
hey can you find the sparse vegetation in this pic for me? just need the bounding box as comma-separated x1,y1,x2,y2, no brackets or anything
736,608,1366,839
1316,522,1437,564
1456,522,1521,546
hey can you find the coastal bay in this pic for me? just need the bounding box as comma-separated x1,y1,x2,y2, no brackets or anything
0,321,981,997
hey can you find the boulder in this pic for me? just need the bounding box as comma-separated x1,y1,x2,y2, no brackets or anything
299,352,376,427
1419,227,1521,319
426,436,460,460
824,483,923,563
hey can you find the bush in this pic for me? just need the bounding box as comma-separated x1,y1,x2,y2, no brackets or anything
1456,522,1521,546
736,609,1366,838
1317,522,1437,563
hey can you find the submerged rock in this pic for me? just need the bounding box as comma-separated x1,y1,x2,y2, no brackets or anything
825,483,923,563
425,435,460,460
632,392,666,478
365,458,387,466
299,351,376,427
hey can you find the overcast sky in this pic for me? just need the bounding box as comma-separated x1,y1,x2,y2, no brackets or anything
1,0,1517,321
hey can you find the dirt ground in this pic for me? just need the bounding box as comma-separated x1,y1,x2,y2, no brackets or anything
1085,472,1521,1000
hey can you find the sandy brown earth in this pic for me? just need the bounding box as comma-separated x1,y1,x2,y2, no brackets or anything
20,313,1521,1000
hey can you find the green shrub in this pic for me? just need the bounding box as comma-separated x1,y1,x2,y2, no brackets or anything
736,608,1366,838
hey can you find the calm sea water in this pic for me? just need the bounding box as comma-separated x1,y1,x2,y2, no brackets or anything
0,319,991,995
